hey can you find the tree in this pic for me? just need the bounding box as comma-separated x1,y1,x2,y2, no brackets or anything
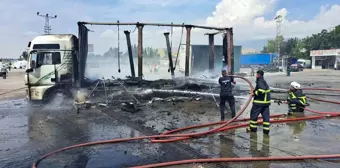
264,39,276,53
21,51,28,60
262,24,340,59
281,38,298,56
261,36,283,54
103,47,119,58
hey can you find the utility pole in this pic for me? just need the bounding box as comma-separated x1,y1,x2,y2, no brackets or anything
274,15,283,72
37,12,57,34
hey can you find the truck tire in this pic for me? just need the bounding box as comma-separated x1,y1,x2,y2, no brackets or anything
43,88,71,106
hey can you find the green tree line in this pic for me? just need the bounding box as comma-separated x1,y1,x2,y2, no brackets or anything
262,25,340,59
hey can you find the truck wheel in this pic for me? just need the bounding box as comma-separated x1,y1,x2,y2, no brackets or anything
44,89,69,106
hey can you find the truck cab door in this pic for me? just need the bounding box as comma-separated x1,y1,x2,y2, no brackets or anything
27,51,61,85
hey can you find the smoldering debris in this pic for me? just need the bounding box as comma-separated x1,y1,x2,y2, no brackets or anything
120,102,141,113
74,74,250,115
147,97,200,104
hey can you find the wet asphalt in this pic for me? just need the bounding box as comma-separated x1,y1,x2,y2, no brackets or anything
0,99,195,168
1,70,340,168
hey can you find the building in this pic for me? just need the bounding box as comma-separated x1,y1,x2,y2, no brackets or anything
177,44,242,75
242,48,257,54
310,49,340,69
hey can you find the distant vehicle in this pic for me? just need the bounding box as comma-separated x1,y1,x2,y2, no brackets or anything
290,64,304,72
0,63,8,79
334,57,340,70
296,59,311,68
12,60,27,69
262,64,280,72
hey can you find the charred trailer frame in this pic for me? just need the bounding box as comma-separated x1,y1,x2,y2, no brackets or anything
77,23,89,87
124,31,136,78
77,22,233,87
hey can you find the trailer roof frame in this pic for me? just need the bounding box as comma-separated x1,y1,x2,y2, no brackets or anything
77,21,232,31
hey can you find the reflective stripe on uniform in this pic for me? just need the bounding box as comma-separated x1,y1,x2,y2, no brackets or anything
263,122,270,126
250,120,257,124
290,92,296,99
250,124,257,128
289,92,307,105
263,122,270,130
299,96,307,105
290,103,297,109
253,100,271,104
250,120,257,128
253,89,271,104
258,89,271,93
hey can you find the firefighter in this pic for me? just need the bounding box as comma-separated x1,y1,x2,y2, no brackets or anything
247,70,271,135
287,81,307,115
219,69,236,120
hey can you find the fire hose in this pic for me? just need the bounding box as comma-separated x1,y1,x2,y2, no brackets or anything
32,76,340,168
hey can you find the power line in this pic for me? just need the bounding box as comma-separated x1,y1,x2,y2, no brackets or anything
37,12,57,34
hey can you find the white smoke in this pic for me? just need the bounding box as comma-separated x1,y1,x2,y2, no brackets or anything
85,56,133,80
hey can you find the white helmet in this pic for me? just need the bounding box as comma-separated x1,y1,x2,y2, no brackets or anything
290,81,301,89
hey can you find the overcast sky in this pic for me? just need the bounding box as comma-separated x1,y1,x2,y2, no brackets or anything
1,0,340,58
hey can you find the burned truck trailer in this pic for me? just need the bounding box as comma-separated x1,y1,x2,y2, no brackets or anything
25,22,234,103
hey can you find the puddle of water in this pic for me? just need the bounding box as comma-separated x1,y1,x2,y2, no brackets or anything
0,98,27,109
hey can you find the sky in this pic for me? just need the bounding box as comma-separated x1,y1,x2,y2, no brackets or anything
1,0,340,58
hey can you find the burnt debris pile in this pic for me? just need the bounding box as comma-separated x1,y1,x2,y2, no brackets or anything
76,77,245,113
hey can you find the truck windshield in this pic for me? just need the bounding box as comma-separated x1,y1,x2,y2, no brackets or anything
30,51,61,68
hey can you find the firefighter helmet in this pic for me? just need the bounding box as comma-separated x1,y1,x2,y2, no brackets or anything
290,81,301,89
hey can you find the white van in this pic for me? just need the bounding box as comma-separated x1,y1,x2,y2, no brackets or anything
12,60,27,69
296,59,311,68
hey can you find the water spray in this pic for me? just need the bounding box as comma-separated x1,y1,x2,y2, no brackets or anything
149,89,248,100
209,85,219,107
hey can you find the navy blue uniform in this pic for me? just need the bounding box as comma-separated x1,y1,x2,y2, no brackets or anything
287,89,307,115
248,76,271,134
218,76,236,120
